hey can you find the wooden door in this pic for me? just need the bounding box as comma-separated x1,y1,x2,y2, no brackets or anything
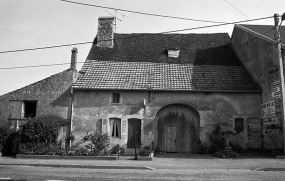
248,118,262,149
165,125,177,152
127,119,141,148
156,104,200,153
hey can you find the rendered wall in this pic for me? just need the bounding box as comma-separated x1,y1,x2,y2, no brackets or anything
72,89,261,150
231,27,285,149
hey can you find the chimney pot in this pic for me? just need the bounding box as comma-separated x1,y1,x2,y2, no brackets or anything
71,47,77,70
97,16,115,48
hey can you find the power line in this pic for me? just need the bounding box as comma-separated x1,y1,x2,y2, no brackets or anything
59,0,227,24
1,27,275,70
224,0,250,19
0,16,272,54
0,62,85,70
0,42,92,54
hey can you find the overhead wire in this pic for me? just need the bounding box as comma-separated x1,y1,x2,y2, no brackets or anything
0,16,273,54
0,26,275,70
58,0,228,24
224,0,251,19
0,62,85,70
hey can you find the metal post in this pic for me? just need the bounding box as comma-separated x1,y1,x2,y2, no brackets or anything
274,13,285,156
134,130,138,160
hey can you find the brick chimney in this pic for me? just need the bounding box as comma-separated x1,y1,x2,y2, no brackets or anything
70,47,77,70
97,16,115,48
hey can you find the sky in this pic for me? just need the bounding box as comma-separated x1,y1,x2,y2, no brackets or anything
0,0,284,95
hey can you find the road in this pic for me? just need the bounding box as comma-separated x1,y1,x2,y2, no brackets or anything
1,165,285,181
1,154,285,180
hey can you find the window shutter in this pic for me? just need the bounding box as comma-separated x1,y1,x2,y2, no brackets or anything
102,119,107,134
9,101,24,119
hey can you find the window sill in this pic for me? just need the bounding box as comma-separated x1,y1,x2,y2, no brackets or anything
111,137,121,139
111,103,121,105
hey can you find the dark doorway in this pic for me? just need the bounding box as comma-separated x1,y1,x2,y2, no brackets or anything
127,118,141,148
24,101,37,118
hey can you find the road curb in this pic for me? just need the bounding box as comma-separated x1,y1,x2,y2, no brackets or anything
16,154,118,160
0,163,154,170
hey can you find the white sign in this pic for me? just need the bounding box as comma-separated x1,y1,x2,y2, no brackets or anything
261,101,276,118
271,80,281,99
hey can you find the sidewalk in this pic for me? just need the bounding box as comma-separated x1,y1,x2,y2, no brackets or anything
1,153,285,171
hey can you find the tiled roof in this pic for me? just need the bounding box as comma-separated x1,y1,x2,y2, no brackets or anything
85,33,240,67
237,24,285,45
75,33,260,92
73,60,260,91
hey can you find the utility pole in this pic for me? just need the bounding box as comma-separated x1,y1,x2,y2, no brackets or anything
274,13,285,155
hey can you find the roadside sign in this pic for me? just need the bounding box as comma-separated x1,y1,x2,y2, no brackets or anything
261,101,276,118
271,80,281,99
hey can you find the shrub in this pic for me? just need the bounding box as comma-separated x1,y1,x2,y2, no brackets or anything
120,146,125,155
213,147,239,158
20,115,68,144
139,145,152,156
0,120,13,152
139,148,151,156
208,124,226,154
229,142,244,153
110,144,120,154
82,132,110,155
196,140,208,154
19,143,59,155
154,146,160,153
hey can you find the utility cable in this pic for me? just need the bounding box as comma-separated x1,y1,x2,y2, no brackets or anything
224,0,250,19
0,62,85,70
1,27,274,70
0,16,273,54
59,0,227,24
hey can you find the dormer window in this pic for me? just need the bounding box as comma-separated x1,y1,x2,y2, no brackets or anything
167,49,180,58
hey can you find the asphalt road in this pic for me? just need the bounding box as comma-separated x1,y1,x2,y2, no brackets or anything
1,165,285,181
1,154,285,180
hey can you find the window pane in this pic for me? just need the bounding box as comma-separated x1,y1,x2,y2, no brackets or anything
112,93,120,103
110,118,121,137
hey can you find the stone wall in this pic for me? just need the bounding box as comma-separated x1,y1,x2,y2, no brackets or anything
72,89,261,150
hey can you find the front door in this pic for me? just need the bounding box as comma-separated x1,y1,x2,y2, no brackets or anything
127,119,141,148
165,124,177,152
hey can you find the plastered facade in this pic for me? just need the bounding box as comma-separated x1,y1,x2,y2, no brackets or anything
71,89,261,150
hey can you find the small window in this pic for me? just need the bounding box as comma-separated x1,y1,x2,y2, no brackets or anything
24,101,37,118
234,118,244,134
110,118,121,138
112,93,120,103
167,49,180,58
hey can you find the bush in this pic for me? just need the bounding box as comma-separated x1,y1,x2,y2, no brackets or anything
208,124,226,154
82,132,110,155
109,144,125,155
20,115,68,144
229,142,244,153
213,147,239,158
19,143,60,155
139,145,151,156
0,121,12,152
196,140,208,154
110,144,120,154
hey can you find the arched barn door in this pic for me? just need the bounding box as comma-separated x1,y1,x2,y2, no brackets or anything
156,104,200,153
